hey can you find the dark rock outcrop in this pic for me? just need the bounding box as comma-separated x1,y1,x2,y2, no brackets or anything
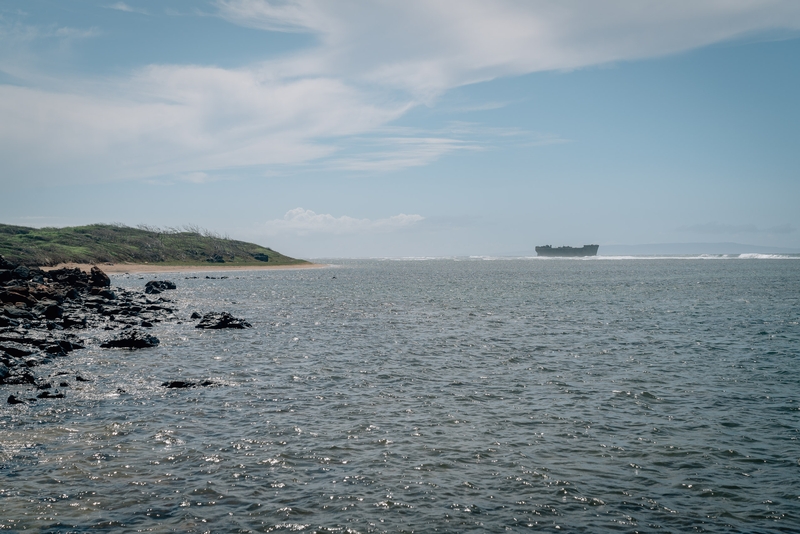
195,312,251,329
145,280,177,294
0,253,242,400
100,329,160,349
0,256,175,393
252,253,269,262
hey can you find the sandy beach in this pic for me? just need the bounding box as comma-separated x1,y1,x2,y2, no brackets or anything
41,262,330,274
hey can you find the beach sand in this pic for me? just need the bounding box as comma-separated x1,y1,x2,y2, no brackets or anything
41,262,329,274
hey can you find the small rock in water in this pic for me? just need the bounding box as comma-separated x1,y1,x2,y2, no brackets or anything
145,280,177,294
100,329,160,349
7,394,25,405
162,380,194,388
195,312,251,329
162,380,215,389
190,311,201,319
37,390,64,399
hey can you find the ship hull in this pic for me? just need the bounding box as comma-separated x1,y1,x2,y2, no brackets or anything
535,245,599,257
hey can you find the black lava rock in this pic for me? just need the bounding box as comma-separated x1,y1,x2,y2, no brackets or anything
43,304,64,320
145,280,177,294
195,312,252,329
90,266,111,287
37,391,64,399
100,329,160,349
12,265,30,280
162,380,215,388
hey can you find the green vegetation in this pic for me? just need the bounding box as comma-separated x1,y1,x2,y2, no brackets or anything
0,223,308,266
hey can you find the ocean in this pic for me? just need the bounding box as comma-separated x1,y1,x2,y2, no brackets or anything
2,257,799,532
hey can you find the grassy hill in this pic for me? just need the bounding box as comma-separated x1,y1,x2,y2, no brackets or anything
0,223,308,267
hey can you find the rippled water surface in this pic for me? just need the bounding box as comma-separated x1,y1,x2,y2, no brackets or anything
2,258,799,532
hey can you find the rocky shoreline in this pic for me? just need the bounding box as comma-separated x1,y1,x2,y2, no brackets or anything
1,256,252,403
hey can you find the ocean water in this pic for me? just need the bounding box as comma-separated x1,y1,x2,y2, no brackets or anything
2,257,799,533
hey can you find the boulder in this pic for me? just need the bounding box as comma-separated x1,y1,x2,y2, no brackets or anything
0,290,37,307
90,266,111,287
195,312,252,329
0,341,38,358
0,316,19,327
12,265,30,280
61,314,87,328
252,253,270,262
90,288,117,300
29,285,66,303
43,303,64,320
7,395,25,405
0,256,16,269
45,267,90,289
145,280,177,294
3,306,34,320
101,329,160,349
3,371,35,385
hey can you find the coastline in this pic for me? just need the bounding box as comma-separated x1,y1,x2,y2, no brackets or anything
41,262,330,274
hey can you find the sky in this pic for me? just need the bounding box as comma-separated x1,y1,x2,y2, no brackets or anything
1,0,799,258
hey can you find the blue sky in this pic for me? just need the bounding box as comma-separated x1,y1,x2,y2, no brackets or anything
2,1,799,258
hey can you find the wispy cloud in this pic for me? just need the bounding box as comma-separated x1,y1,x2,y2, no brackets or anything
263,208,425,235
2,1,800,185
321,123,567,172
0,66,407,185
678,222,796,234
217,0,800,101
105,2,149,15
328,136,476,172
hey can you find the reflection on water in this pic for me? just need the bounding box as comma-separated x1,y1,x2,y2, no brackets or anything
2,259,799,532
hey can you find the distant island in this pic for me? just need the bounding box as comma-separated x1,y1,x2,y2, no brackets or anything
0,223,308,267
535,244,599,257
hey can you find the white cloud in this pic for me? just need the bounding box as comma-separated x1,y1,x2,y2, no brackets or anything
105,2,149,15
263,208,425,235
0,66,408,184
218,0,800,101
2,1,800,185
